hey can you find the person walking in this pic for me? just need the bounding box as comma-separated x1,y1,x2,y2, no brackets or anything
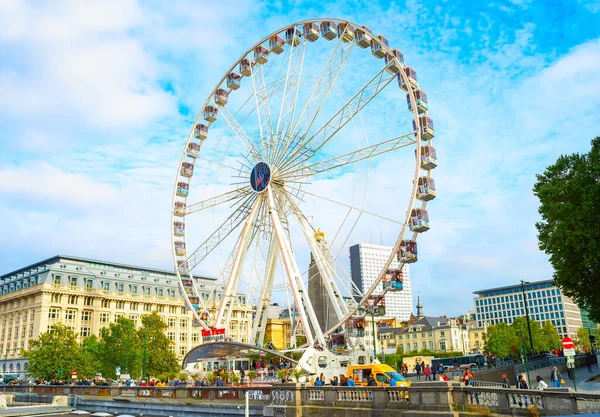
517,375,528,389
550,366,562,388
536,376,548,390
501,373,511,388
431,364,437,381
424,365,432,381
437,363,444,375
415,362,422,380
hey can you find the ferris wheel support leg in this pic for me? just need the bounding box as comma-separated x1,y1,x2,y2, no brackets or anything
250,236,279,347
266,187,326,348
214,196,262,330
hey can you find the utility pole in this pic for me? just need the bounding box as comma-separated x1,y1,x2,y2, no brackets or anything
520,280,534,352
371,310,377,359
142,331,147,381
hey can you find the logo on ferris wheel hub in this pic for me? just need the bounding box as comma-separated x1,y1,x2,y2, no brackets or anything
250,162,271,193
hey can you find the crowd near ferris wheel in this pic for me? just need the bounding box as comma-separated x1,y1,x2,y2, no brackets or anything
170,18,437,374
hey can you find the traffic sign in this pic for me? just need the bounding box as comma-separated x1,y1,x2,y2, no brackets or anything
71,369,77,379
564,348,576,357
562,337,575,350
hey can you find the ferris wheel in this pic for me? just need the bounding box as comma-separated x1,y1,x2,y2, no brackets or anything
171,19,436,370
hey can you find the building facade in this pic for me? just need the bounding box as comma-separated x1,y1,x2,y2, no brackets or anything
0,255,253,377
473,280,584,338
349,243,413,321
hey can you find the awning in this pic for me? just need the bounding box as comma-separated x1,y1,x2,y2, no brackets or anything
182,341,298,367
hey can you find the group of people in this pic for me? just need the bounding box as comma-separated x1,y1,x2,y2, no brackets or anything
500,366,564,390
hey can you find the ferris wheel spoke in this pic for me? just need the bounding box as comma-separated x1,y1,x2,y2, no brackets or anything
251,63,275,160
274,34,307,152
282,131,417,181
185,193,257,272
277,63,397,174
220,105,262,161
284,184,403,226
182,188,251,216
273,37,354,168
214,195,263,331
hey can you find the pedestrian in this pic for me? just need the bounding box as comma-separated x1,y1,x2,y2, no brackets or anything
424,365,432,381
216,377,224,387
517,375,528,389
536,376,548,390
330,376,339,386
367,375,377,386
501,373,511,388
550,366,562,388
415,362,422,380
346,376,355,386
314,377,323,387
587,357,593,373
431,364,437,380
389,374,397,387
437,364,444,375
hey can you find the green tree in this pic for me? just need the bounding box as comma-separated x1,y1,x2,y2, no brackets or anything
79,335,102,378
574,327,591,351
484,322,519,357
541,321,561,351
511,317,546,352
138,311,179,377
533,137,600,323
98,317,141,379
23,323,82,380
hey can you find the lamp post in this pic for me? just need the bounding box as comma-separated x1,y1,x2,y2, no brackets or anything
520,280,534,352
358,307,377,360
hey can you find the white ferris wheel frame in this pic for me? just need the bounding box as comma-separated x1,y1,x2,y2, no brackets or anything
170,18,435,349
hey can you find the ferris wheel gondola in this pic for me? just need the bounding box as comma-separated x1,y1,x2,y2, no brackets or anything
170,19,438,374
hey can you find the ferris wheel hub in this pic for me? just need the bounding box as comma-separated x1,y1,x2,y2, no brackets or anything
250,161,272,193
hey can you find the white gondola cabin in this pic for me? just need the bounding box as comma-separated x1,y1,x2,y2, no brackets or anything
320,21,338,40
188,296,199,307
409,208,430,232
174,202,186,217
384,49,404,73
355,26,373,48
303,22,319,41
366,294,386,316
398,240,418,264
412,116,434,140
176,181,190,197
416,145,437,170
330,333,346,352
227,72,241,90
371,35,389,58
180,162,194,178
416,176,436,201
173,222,185,237
398,66,418,92
214,88,229,106
177,260,189,275
182,279,193,288
254,45,269,64
337,23,355,42
186,142,200,158
194,123,208,140
382,269,404,292
174,241,186,256
285,27,301,46
270,35,285,54
346,317,365,337
407,90,428,113
240,58,253,76
204,105,218,123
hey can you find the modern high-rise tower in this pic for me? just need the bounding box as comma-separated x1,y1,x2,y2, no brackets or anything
349,243,413,321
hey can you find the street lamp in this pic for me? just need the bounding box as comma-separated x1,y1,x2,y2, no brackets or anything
358,307,377,360
520,280,534,353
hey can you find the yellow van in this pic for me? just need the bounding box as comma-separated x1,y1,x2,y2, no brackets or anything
347,364,411,387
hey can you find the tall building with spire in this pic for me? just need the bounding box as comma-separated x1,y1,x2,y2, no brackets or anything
349,243,413,321
416,295,424,319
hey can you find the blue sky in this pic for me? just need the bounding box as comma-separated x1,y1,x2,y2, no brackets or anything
0,0,599,318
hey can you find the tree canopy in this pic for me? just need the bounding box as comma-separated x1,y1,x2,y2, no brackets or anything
533,136,600,322
138,311,179,378
483,322,519,357
541,321,562,351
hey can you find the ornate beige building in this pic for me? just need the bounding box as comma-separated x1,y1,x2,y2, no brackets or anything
0,255,253,377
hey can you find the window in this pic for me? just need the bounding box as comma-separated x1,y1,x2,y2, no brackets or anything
440,331,445,337
422,341,426,349
130,285,138,294
65,310,76,323
156,288,163,297
169,306,177,314
130,315,138,326
85,279,93,288
116,301,125,310
100,313,110,323
102,282,110,291
85,297,94,306
413,342,418,351
439,341,446,351
70,276,78,286
429,341,433,349
29,325,33,337
156,305,164,313
192,333,199,343
143,287,151,296
68,295,77,305
116,283,124,293
168,318,176,328
180,319,188,328
143,304,151,312
82,311,92,323
179,346,186,356
102,300,110,308
54,275,62,285
131,302,138,311
169,345,175,354
180,332,188,342
115,313,124,321
51,294,61,303
48,308,60,321
167,331,175,341
80,327,91,337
